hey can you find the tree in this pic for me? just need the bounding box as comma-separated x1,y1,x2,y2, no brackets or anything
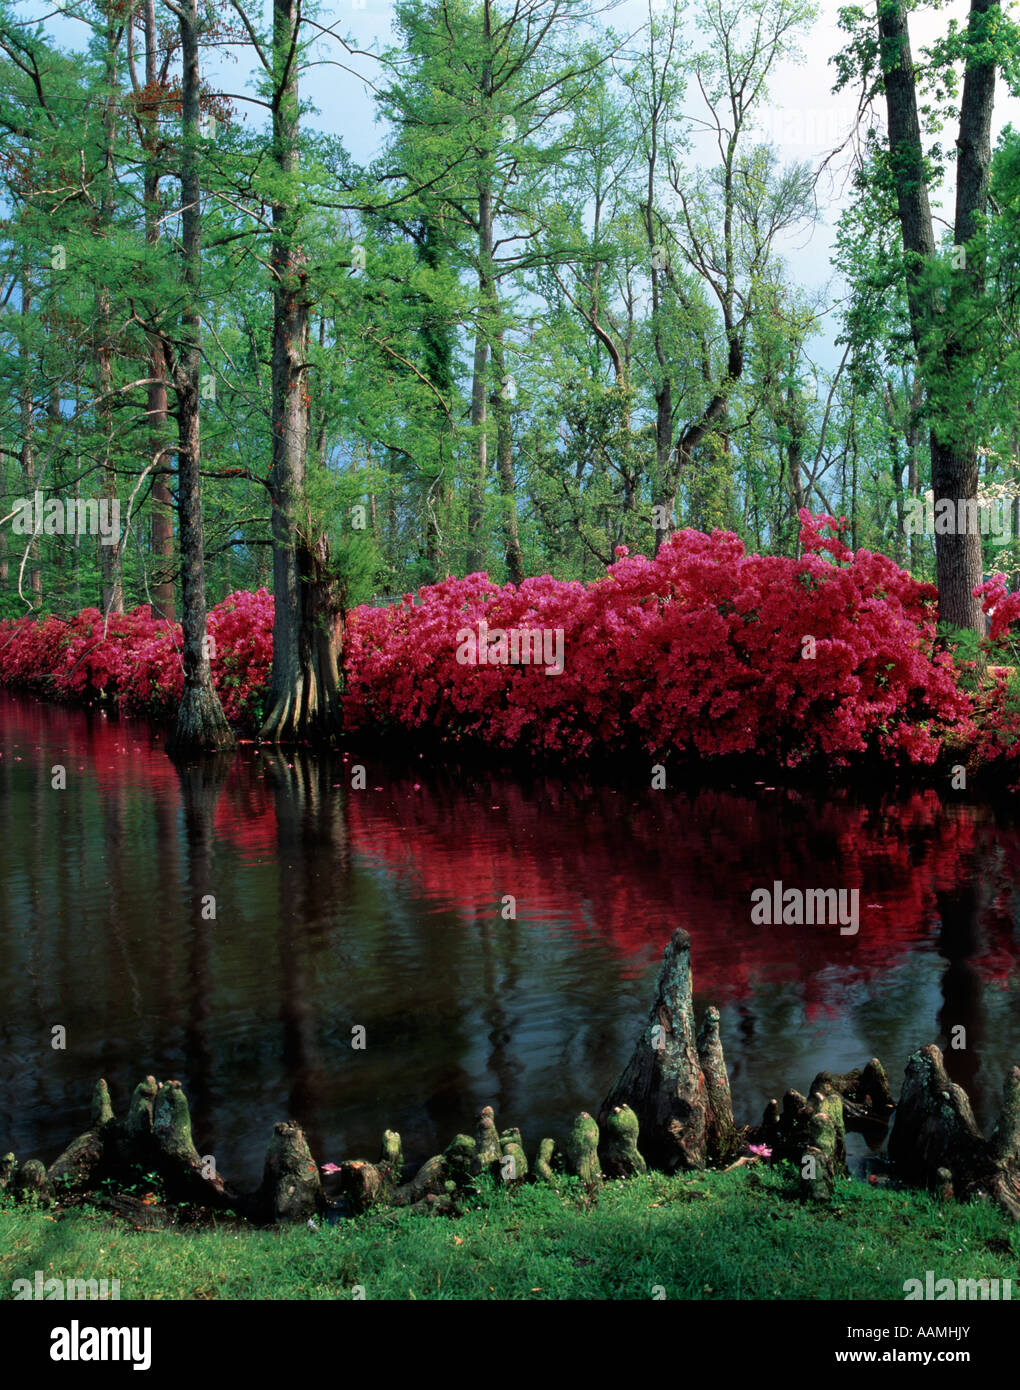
164,0,235,756
657,0,816,547
378,0,612,580
837,0,1012,630
226,0,347,743
129,0,177,621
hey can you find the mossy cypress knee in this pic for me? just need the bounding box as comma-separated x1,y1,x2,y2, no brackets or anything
601,1105,646,1178
14,1159,52,1204
566,1113,602,1187
535,1138,557,1182
91,1079,114,1128
126,1076,158,1140
261,1121,326,1223
473,1106,501,1174
499,1135,528,1184
153,1080,202,1166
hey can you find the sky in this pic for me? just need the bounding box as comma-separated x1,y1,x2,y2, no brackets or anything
15,0,1020,374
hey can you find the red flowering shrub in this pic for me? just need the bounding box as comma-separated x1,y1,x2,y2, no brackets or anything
0,521,998,767
54,607,184,714
341,512,976,766
206,588,273,726
0,589,274,733
966,574,1020,786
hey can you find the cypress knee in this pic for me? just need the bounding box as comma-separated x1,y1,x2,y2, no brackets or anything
600,929,711,1171
566,1113,602,1188
261,1121,327,1222
888,1045,985,1187
601,1105,647,1178
697,1006,737,1161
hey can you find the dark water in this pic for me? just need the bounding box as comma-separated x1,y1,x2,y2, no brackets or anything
0,689,1017,1188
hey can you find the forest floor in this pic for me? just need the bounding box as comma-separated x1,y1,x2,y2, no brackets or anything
2,1165,1017,1301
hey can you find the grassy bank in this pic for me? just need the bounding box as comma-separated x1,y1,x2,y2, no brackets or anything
2,1166,1017,1301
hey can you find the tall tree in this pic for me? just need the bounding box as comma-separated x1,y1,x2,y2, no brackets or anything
838,0,1006,630
227,0,346,743
378,0,612,580
657,0,815,547
129,0,177,621
164,0,235,756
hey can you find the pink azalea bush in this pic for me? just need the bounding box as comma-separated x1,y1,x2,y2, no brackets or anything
341,512,975,766
0,516,1009,769
206,588,274,726
968,573,1020,783
0,588,273,732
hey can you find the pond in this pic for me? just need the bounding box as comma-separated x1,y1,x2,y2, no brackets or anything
0,689,1017,1189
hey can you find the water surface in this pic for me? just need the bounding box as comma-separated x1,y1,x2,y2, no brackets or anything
0,690,1017,1187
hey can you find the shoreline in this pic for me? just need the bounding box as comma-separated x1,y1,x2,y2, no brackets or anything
3,933,1016,1233
2,682,1018,804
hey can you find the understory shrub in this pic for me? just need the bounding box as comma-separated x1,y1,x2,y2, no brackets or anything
341,512,975,767
7,516,1020,774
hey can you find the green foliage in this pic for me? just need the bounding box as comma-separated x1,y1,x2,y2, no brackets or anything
2,0,1020,617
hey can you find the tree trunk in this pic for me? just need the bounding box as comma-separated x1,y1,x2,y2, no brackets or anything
144,0,175,622
877,0,993,631
166,0,235,758
417,217,453,580
491,328,523,584
97,18,124,617
465,183,493,575
18,271,42,607
658,335,742,555
652,378,673,549
258,0,343,744
907,375,922,570
261,535,344,743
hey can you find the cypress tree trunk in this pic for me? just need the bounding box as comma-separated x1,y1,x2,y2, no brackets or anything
143,0,175,623
18,271,42,607
258,0,343,744
465,8,494,576
491,327,523,584
417,217,453,579
466,185,492,575
165,0,235,758
97,16,124,616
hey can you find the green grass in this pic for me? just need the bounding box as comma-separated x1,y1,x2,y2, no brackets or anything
2,1166,1018,1300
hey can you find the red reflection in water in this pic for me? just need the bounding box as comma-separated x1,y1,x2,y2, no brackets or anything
342,781,1016,1013
2,689,1015,1014
2,688,1018,1178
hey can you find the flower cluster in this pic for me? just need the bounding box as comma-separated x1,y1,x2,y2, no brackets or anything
206,588,274,726
341,513,975,766
967,573,1020,786
0,517,1004,768
0,589,273,733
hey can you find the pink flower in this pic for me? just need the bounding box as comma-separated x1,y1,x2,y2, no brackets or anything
748,1143,772,1158
0,513,994,772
